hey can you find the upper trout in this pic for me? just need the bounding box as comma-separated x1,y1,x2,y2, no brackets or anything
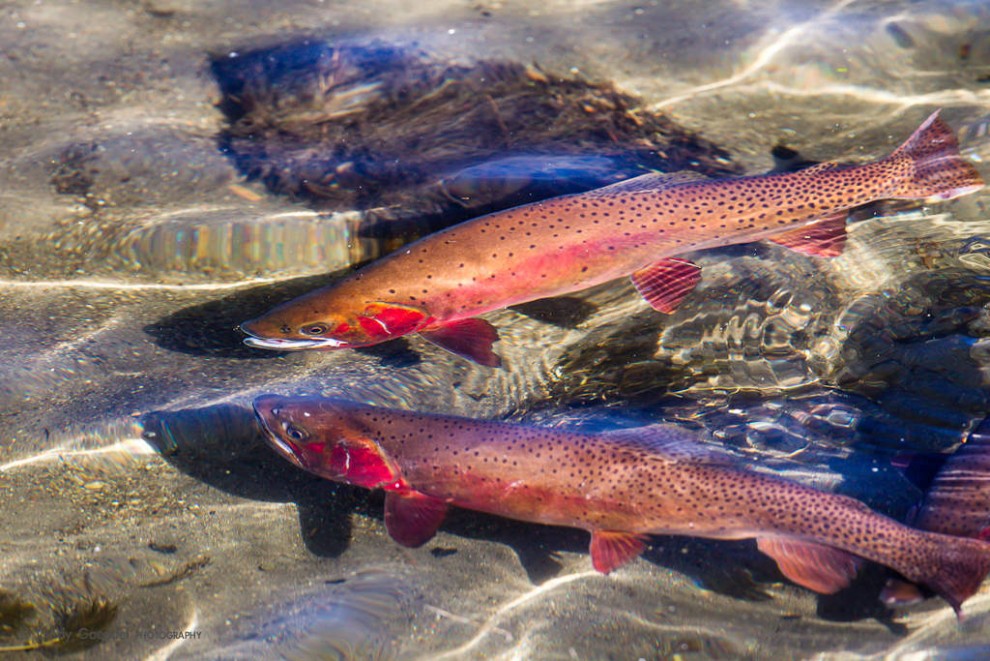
254,395,990,615
240,111,984,366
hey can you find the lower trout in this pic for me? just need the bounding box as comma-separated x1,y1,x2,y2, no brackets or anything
253,395,990,615
240,111,983,366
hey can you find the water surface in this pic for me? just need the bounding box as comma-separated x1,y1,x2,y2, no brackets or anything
2,0,990,658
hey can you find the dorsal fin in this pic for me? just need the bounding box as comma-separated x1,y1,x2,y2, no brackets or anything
798,161,844,175
588,170,709,195
601,424,728,463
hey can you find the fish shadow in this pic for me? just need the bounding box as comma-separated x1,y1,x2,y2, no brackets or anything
433,508,588,583
141,402,372,557
815,566,908,634
143,272,343,359
509,296,598,329
138,400,588,571
831,268,990,445
644,537,907,631
143,262,427,366
435,516,911,627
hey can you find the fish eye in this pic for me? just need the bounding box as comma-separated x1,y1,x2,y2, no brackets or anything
283,423,307,442
300,322,330,336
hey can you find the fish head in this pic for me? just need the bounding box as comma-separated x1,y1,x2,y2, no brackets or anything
240,291,429,352
253,394,401,489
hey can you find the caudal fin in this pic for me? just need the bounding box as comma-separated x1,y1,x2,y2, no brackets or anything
923,537,990,616
884,110,984,201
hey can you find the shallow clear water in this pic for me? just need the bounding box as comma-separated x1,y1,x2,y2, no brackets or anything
2,0,990,658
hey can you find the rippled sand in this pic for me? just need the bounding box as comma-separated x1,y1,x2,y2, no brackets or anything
2,1,990,658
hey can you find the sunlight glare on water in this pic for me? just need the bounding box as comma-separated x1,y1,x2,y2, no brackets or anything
1,0,990,657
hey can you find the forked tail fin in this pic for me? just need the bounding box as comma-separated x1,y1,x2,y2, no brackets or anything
884,110,985,201
923,537,990,617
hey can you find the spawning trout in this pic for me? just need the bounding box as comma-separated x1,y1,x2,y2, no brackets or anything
240,111,984,366
253,395,990,615
881,416,990,607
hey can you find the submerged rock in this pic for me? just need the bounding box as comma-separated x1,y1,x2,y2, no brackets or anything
211,38,739,254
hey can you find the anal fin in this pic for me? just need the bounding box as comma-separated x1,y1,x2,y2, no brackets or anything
384,491,449,548
767,212,848,257
419,318,501,367
756,537,862,594
589,531,648,574
630,257,702,313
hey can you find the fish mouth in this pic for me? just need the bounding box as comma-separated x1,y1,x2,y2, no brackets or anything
242,336,347,350
265,431,302,466
238,320,349,351
253,396,305,467
252,396,281,438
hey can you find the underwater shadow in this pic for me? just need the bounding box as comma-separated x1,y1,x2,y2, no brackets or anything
643,536,907,631
208,36,739,218
815,566,908,635
141,402,372,557
143,271,340,359
138,400,589,569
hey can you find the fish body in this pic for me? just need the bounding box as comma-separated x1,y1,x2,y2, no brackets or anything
241,111,984,366
254,395,990,614
881,416,990,607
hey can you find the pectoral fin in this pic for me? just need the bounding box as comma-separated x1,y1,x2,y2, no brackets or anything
756,538,862,594
630,258,702,313
766,212,848,257
589,531,648,574
419,318,501,367
384,491,449,548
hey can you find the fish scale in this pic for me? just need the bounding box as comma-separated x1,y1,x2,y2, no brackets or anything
255,395,990,616
241,111,983,366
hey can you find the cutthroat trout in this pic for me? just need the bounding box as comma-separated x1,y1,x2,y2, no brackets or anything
240,111,984,366
254,395,990,615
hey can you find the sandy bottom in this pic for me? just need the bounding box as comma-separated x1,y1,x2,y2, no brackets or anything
3,0,990,658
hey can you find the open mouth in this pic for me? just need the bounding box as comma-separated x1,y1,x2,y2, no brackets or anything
242,336,347,350
253,397,305,467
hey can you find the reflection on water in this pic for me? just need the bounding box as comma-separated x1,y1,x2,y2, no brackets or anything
2,0,990,657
